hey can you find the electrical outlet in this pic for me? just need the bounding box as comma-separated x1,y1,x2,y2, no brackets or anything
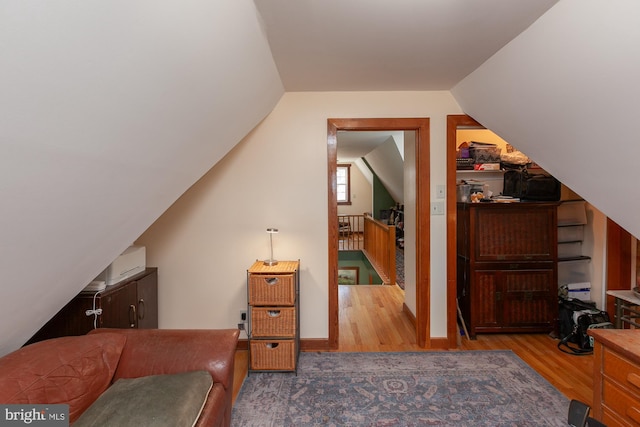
240,310,247,321
237,323,245,330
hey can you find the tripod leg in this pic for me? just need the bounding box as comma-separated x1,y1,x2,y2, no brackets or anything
457,299,471,341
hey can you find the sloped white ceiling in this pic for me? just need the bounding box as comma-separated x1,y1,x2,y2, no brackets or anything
0,0,283,355
452,0,640,239
364,136,405,203
254,0,558,91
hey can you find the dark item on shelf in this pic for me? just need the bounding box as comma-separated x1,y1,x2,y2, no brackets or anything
458,141,470,158
379,209,391,222
456,158,474,170
503,169,561,201
500,161,529,171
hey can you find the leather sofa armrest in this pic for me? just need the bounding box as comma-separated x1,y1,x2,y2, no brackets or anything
88,329,239,390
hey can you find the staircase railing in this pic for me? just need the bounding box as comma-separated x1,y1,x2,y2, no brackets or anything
363,213,396,285
338,214,365,251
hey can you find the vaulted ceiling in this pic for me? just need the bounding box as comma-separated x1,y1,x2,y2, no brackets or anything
2,0,639,355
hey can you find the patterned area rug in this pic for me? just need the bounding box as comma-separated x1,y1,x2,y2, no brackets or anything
232,351,568,427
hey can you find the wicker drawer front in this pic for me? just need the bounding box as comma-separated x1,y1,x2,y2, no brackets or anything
249,274,295,306
250,340,296,371
251,307,296,337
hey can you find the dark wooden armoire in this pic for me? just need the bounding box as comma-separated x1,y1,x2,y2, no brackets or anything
457,202,558,338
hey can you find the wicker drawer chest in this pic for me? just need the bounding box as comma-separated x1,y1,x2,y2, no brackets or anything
247,260,300,373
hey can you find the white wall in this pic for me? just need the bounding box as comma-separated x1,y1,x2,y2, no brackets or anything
452,0,640,240
0,0,283,355
137,91,463,340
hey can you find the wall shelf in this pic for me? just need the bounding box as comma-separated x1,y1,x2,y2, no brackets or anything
557,201,592,300
558,255,591,263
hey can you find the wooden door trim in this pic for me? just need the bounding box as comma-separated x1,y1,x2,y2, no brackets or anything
446,115,483,348
605,218,632,323
327,118,431,349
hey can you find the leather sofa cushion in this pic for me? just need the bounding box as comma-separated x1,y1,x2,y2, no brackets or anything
73,371,213,427
0,333,125,423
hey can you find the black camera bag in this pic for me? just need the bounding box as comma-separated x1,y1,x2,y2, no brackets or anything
558,298,614,355
503,169,561,201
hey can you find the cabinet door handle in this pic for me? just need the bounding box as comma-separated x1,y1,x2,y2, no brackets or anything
138,298,145,320
129,304,136,328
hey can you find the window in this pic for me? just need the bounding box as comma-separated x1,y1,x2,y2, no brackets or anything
336,164,351,205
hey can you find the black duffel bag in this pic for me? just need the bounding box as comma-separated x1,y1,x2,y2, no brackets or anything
503,169,561,201
558,297,614,355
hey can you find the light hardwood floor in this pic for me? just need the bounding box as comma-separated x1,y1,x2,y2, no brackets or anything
233,284,593,407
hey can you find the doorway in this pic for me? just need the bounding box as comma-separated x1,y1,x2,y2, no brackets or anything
327,118,431,349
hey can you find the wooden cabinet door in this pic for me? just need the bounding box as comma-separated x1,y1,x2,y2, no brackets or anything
501,268,555,327
100,283,138,328
135,270,158,329
472,267,555,333
471,270,501,329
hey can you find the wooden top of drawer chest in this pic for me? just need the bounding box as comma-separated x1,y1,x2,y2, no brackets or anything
248,260,299,274
590,329,640,364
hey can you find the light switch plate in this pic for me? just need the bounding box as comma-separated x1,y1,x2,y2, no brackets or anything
431,201,445,215
436,185,446,199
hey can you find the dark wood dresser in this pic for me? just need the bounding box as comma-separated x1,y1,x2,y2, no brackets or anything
457,202,558,338
26,268,158,345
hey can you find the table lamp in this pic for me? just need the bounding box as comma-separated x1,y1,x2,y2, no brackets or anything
264,228,279,266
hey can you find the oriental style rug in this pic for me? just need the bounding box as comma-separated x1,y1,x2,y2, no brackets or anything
231,351,568,426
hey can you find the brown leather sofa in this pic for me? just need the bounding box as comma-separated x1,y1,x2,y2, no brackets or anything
0,328,239,426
